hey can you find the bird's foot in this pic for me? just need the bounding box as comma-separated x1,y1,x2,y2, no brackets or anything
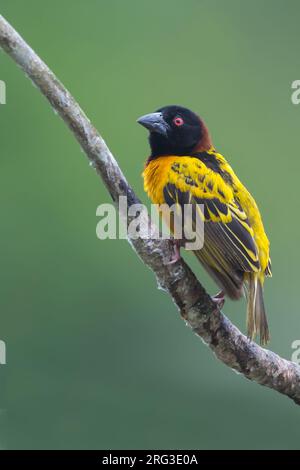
165,239,182,265
211,290,225,310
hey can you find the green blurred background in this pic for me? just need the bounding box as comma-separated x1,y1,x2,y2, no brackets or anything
0,0,299,450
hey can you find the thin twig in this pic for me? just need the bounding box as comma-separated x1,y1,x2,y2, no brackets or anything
1,14,299,404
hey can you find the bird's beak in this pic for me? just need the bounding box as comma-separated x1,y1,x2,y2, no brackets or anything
137,112,170,137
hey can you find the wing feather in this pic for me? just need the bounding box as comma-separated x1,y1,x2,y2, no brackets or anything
162,164,261,298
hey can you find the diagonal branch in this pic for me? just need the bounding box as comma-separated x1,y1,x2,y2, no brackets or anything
1,14,299,404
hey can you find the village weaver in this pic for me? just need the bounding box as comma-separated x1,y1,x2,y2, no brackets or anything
138,105,271,344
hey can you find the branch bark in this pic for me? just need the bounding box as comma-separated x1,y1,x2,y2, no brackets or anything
1,14,300,404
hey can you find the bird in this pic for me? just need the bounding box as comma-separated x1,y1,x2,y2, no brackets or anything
137,105,271,345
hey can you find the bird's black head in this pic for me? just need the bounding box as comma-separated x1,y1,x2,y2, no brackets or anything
137,105,207,157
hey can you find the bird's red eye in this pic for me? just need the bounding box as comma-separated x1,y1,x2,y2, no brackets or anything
173,116,184,127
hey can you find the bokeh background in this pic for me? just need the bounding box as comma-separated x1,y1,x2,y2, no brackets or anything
0,0,299,450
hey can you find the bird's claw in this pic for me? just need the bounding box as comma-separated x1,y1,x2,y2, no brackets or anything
165,239,182,265
211,290,225,310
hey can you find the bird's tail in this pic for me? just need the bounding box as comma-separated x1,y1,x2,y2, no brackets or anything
246,273,270,345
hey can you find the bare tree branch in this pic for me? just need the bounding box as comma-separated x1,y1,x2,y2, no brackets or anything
1,14,300,404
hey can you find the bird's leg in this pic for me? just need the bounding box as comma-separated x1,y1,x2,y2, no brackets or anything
165,239,182,265
211,290,225,310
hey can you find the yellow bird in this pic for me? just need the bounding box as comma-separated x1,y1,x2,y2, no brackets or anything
138,105,271,344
